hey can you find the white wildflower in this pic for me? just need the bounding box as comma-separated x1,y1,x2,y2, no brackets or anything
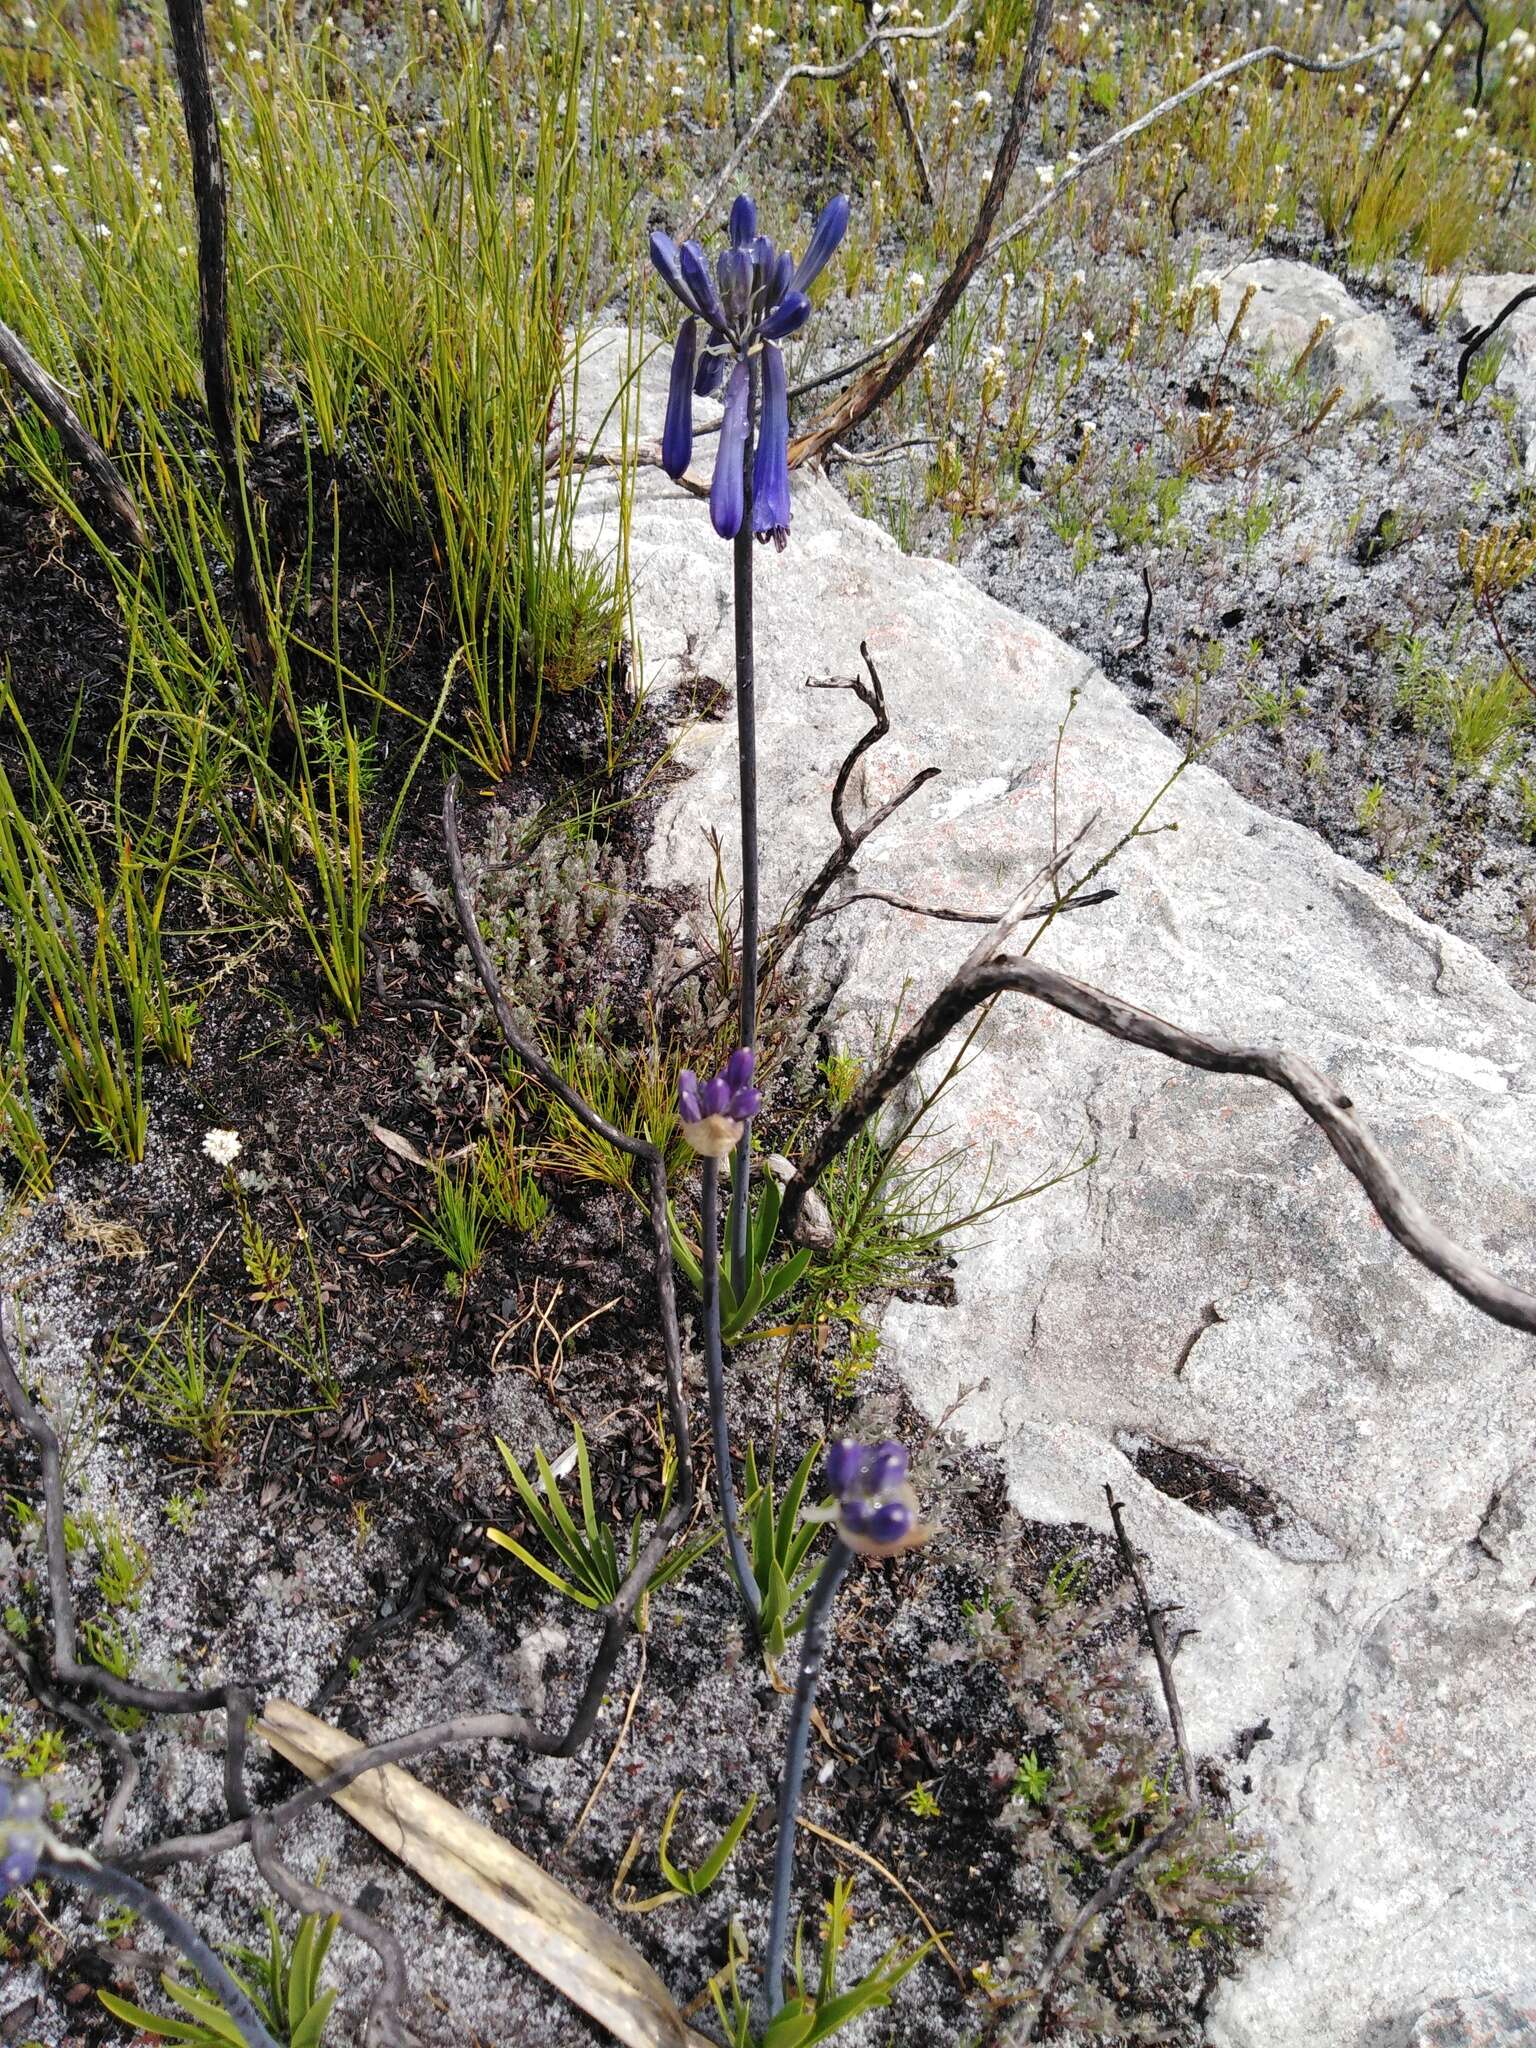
203,1128,242,1168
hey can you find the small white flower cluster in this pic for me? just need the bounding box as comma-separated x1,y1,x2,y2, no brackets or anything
202,1128,242,1169
1500,26,1534,70
744,21,776,48
1035,163,1055,188
979,341,1008,403
1076,0,1101,32
904,270,926,300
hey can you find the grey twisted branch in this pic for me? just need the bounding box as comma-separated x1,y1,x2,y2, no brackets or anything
781,953,1536,1334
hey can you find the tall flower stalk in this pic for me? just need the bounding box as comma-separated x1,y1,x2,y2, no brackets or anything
761,1440,926,2016
650,191,849,1293
680,1052,764,1625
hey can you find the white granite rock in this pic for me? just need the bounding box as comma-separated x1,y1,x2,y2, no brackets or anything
1197,256,1416,414
571,329,1536,2048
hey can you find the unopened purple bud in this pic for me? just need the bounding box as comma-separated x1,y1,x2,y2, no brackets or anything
825,1438,869,1497
839,1496,871,1538
717,244,753,328
649,230,702,317
730,1086,761,1120
865,1442,908,1493
866,1500,913,1547
694,340,728,399
678,1071,703,1125
766,250,793,311
724,1047,755,1091
680,239,727,332
700,1075,731,1117
729,193,757,248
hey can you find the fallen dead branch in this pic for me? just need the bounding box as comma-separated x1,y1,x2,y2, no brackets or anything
781,949,1536,1335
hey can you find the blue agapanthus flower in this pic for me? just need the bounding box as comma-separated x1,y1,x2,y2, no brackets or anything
649,192,849,546
678,1046,762,1158
823,1438,926,1556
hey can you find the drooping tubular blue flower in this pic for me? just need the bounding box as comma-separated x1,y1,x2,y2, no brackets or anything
649,192,849,544
679,1046,762,1158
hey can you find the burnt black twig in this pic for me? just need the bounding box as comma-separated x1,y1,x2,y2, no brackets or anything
163,0,273,691
38,1840,282,2048
789,0,1056,467
309,1536,443,1714
861,0,935,204
0,1316,256,1835
799,884,1116,933
1105,1487,1198,1807
249,1813,415,2048
760,642,941,979
1029,1813,1196,2037
0,319,148,547
1456,283,1536,400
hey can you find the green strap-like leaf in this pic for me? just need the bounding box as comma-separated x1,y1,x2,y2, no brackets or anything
657,1788,759,1898
96,1991,220,2045
291,1985,339,2048
485,1525,601,1608
776,1443,820,1560
752,1175,783,1268
761,1997,819,2048
573,1421,600,1544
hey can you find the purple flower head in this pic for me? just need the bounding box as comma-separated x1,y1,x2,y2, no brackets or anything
678,1047,762,1157
645,192,850,541
823,1437,924,1558
0,1776,45,1889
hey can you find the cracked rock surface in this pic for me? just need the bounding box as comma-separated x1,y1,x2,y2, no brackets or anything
575,329,1536,2048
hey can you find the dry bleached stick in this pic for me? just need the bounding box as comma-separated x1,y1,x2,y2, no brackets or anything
780,950,1536,1335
